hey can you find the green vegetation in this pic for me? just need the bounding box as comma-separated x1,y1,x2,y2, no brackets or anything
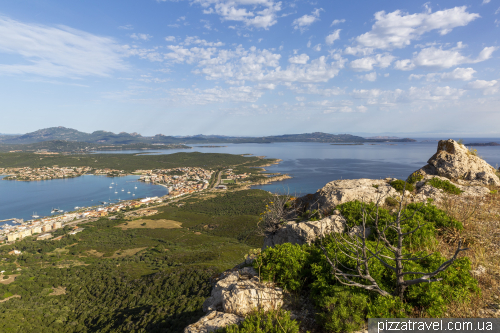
427,178,463,195
254,201,476,332
0,189,272,332
390,179,414,193
0,152,276,172
406,172,424,185
0,140,191,153
216,310,300,333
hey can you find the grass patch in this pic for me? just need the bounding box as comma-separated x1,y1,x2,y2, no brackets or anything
390,179,414,193
116,219,183,230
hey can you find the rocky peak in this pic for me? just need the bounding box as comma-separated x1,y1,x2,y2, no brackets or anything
412,139,499,186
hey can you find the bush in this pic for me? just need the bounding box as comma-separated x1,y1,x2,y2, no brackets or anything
367,295,411,318
490,190,497,195
390,180,414,193
316,288,369,332
254,243,310,292
217,310,300,333
2,292,13,298
407,172,424,185
427,178,463,195
385,197,399,207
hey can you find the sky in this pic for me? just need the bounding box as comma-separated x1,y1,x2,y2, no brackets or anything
0,0,499,137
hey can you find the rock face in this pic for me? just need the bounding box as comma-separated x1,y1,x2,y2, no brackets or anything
262,214,345,249
202,267,283,316
410,139,500,186
184,312,243,333
185,267,284,332
413,175,491,202
309,178,400,210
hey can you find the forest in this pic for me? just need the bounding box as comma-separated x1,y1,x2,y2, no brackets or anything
0,190,271,332
0,152,277,172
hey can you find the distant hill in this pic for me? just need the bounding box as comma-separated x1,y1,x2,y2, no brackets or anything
0,127,416,145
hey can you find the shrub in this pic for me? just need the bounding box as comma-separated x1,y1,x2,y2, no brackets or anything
367,295,411,318
254,243,310,292
217,310,300,333
2,292,13,298
372,184,379,189
385,197,399,207
407,172,424,185
427,178,463,195
390,180,414,193
490,190,498,195
316,289,369,332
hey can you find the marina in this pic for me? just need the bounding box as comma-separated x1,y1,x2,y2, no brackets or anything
0,175,168,226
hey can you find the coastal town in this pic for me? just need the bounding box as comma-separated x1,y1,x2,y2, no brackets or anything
0,166,125,181
0,166,258,245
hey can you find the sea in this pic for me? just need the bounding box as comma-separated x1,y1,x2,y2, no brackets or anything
0,175,167,227
1,138,499,226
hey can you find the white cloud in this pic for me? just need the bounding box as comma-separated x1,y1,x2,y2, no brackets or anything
119,24,134,30
0,16,128,77
354,7,480,50
193,0,282,29
289,84,344,96
466,79,499,95
359,72,377,81
182,36,224,47
165,36,176,42
289,54,309,64
396,45,497,70
168,85,265,104
409,67,476,81
293,8,323,31
325,29,341,45
323,106,354,113
130,33,152,41
313,44,321,52
344,46,373,56
350,54,395,71
331,19,345,26
483,0,491,4
352,85,466,105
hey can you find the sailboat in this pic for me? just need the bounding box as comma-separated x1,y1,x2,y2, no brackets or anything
109,184,113,188
121,188,124,192
134,185,137,189
127,189,131,194
114,190,118,194
132,192,135,196
32,212,39,219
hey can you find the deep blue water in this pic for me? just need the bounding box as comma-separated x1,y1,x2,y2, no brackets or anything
0,175,167,226
97,140,500,195
1,139,499,224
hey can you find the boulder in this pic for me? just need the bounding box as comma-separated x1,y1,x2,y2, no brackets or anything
263,214,345,249
308,179,401,211
184,311,243,333
409,139,500,186
202,267,283,317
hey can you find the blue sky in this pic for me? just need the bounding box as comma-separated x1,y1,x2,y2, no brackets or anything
0,0,499,137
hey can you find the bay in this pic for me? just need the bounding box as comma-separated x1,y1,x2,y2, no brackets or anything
0,175,167,225
1,139,499,225
97,140,500,195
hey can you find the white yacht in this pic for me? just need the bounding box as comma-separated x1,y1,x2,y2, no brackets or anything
32,212,39,219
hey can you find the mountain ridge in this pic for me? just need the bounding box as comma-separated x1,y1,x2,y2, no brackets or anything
0,126,416,145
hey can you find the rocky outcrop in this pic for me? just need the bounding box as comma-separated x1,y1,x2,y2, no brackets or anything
263,214,345,248
309,178,401,211
184,312,243,333
413,175,491,202
410,139,500,186
186,267,283,332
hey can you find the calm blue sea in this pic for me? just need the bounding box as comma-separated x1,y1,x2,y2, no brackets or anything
1,139,498,224
0,175,167,226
